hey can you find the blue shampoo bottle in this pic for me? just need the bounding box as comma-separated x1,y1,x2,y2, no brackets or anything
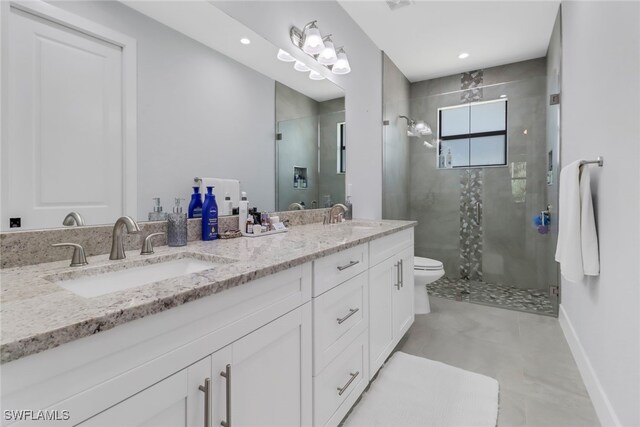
202,186,218,241
188,186,203,218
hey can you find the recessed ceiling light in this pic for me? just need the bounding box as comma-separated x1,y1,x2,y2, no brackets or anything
458,52,469,59
240,38,251,45
500,94,507,98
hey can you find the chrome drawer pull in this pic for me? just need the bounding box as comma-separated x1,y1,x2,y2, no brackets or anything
220,364,231,427
337,308,359,324
337,260,360,271
337,371,360,396
400,259,404,288
198,378,211,427
395,262,401,290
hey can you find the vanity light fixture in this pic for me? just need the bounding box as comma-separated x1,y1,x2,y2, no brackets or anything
458,52,469,59
277,49,296,62
290,20,351,75
309,70,325,80
240,38,251,45
318,36,338,65
294,60,311,72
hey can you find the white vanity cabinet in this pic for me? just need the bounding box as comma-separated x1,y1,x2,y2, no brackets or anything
368,230,415,379
77,306,310,427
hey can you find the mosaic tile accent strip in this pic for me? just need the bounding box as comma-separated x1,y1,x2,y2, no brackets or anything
459,169,483,280
427,277,555,315
461,70,484,102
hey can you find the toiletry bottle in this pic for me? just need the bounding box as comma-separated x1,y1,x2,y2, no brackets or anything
188,187,203,219
149,198,168,221
202,186,218,241
223,192,233,217
345,195,353,220
246,215,254,234
168,198,187,247
239,192,249,231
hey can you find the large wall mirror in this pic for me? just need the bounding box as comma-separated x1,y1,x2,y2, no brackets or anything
1,0,345,231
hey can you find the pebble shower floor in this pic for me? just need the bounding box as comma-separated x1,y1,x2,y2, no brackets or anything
427,277,555,315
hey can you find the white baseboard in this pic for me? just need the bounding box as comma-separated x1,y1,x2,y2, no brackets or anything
558,304,620,427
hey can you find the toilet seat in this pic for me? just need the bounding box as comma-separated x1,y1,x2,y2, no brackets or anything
414,256,443,271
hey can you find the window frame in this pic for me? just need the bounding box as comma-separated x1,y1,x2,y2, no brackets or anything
337,122,346,174
437,99,508,169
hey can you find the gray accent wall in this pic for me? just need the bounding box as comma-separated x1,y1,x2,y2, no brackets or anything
50,1,276,218
409,58,551,290
319,98,346,207
382,53,411,220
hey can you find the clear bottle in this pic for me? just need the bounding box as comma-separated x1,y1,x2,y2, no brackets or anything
149,198,168,221
239,192,249,232
223,192,233,216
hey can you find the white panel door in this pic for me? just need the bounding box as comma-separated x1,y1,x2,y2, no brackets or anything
79,357,210,427
230,305,312,427
4,7,124,230
394,247,415,339
368,256,397,379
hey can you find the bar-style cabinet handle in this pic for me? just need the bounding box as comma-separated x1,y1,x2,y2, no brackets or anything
400,259,404,288
220,364,231,427
337,308,359,324
337,371,360,396
394,262,400,290
337,260,360,271
198,378,211,427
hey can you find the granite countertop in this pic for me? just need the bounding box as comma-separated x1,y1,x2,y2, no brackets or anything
0,219,416,364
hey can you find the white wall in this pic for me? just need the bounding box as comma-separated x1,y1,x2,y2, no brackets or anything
50,1,276,218
213,1,383,219
560,2,640,426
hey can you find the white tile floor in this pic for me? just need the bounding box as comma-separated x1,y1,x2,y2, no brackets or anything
399,297,600,426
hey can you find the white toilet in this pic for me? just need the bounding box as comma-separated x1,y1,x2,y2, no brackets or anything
413,257,445,314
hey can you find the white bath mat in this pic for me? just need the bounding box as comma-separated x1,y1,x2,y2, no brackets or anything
343,352,499,427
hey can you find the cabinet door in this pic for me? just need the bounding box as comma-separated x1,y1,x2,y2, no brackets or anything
79,357,210,427
229,304,312,427
368,256,398,379
394,247,415,339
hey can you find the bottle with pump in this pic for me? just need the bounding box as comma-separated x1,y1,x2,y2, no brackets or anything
345,196,353,220
223,192,233,216
239,192,249,232
188,187,203,219
167,198,187,247
149,198,168,221
202,186,218,241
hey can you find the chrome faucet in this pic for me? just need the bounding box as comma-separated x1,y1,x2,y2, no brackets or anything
326,203,349,224
109,216,140,260
62,212,85,227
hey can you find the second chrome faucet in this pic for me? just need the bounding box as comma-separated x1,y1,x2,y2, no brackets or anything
109,216,140,260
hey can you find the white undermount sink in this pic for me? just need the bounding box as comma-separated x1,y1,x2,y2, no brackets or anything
51,256,227,298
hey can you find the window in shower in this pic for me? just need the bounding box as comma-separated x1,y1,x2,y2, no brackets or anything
437,99,508,169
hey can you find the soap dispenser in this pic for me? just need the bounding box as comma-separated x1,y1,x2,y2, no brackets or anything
202,186,218,241
149,198,168,221
167,198,187,247
188,187,203,218
223,192,233,216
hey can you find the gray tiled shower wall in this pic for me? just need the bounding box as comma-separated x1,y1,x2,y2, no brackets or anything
408,58,551,291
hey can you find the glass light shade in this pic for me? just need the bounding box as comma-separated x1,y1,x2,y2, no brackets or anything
294,60,311,72
277,49,296,62
309,70,325,80
415,121,427,131
302,24,324,55
332,50,351,75
318,39,337,65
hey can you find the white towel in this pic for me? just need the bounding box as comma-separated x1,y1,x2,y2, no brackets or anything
555,161,600,282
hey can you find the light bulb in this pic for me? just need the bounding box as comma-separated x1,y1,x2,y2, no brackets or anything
277,49,296,62
332,48,351,75
309,70,325,80
302,22,324,55
415,121,427,131
318,38,337,65
458,52,469,59
294,60,311,72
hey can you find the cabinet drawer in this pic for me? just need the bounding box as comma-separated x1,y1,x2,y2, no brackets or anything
313,272,368,375
313,331,368,427
313,244,368,296
369,229,413,266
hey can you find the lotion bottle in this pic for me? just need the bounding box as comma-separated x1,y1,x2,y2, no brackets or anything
188,187,202,219
239,192,249,232
167,198,187,247
202,186,218,241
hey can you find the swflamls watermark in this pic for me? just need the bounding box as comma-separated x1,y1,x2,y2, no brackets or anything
4,410,70,422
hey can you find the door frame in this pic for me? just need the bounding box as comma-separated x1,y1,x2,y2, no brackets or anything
0,0,138,222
